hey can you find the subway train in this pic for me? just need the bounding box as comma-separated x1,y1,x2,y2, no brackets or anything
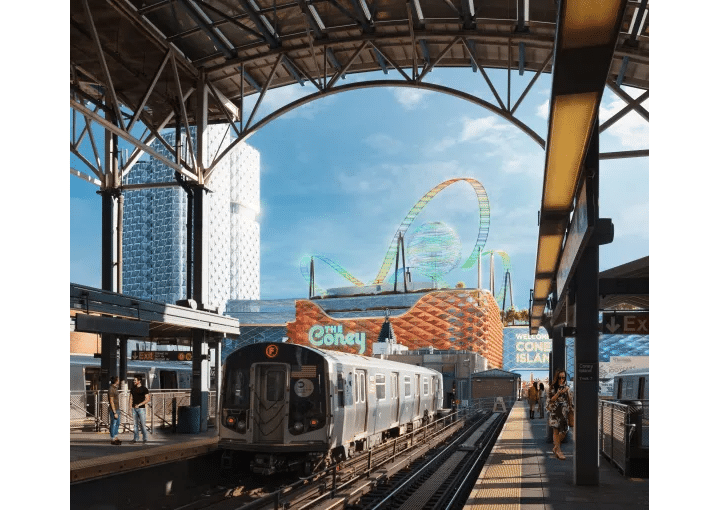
70,353,194,393
218,342,447,475
613,368,649,400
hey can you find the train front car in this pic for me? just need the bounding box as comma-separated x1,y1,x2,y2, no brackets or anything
220,342,330,475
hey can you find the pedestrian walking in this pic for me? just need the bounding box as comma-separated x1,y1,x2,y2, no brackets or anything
547,369,573,460
527,380,538,419
129,376,150,444
538,382,545,418
109,376,121,445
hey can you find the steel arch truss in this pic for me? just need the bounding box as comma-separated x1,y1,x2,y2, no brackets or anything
70,0,650,189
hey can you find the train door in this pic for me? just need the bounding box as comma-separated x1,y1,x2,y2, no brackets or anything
391,372,399,423
159,370,178,389
253,364,289,443
616,378,623,399
415,374,421,417
84,367,101,417
431,377,438,412
354,370,367,433
638,377,646,399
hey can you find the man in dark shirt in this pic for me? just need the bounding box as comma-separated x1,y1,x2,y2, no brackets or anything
109,376,121,445
129,376,150,443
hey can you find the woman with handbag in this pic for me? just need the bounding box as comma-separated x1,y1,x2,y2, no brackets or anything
547,369,573,460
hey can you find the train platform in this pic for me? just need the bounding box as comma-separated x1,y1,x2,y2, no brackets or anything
463,400,649,509
70,426,219,484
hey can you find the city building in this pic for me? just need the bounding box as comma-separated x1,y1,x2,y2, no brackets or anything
122,125,261,313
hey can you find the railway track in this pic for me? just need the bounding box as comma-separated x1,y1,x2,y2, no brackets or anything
169,407,507,510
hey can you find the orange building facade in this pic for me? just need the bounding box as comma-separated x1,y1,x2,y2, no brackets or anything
286,289,504,369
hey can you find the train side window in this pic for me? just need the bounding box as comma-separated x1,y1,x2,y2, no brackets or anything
404,376,411,397
638,377,646,399
376,374,386,400
337,374,345,408
266,370,285,402
616,378,623,399
354,372,359,404
359,372,366,403
423,377,429,396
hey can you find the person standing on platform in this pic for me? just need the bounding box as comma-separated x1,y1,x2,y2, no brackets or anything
547,369,572,460
129,376,150,444
527,380,538,419
109,376,122,445
538,382,546,419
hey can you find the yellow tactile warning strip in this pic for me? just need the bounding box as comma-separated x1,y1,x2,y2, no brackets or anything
70,437,218,483
463,404,524,510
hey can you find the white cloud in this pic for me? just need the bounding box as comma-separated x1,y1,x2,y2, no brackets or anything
363,133,404,154
536,99,549,120
392,88,430,110
459,116,514,143
611,202,650,240
599,96,649,150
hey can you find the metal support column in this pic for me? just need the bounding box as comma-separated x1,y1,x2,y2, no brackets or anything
190,72,210,431
192,329,209,432
214,340,222,426
551,326,566,378
573,122,601,486
99,122,120,388
119,336,128,390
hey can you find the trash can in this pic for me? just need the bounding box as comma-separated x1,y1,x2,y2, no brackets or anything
177,405,201,434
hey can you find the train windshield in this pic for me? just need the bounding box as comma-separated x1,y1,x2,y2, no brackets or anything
224,366,250,409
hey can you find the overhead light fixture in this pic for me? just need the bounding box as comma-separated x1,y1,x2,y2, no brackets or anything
359,0,372,20
308,5,325,30
542,92,599,211
532,278,553,302
535,234,564,275
413,0,424,21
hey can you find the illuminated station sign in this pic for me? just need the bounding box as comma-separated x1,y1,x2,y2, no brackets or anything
131,350,193,362
503,326,551,370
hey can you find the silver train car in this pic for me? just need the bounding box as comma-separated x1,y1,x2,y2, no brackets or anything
219,342,446,475
613,368,649,400
70,354,194,393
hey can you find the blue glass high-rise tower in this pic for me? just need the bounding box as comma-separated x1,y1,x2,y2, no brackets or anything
122,125,260,312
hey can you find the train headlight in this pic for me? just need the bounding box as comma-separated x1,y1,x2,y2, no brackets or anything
293,421,304,433
309,418,319,428
237,421,246,433
226,416,236,427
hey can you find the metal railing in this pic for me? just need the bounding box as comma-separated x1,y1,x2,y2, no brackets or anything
70,389,217,434
600,399,649,476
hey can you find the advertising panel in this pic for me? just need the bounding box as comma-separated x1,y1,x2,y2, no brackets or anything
503,326,551,371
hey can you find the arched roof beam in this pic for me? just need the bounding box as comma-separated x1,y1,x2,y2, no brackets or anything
206,79,545,177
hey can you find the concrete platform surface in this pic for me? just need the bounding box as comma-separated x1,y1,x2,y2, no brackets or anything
464,401,649,509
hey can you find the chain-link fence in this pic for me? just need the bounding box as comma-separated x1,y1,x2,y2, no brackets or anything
70,390,217,433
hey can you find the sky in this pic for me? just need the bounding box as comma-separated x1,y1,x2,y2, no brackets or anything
69,66,649,307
